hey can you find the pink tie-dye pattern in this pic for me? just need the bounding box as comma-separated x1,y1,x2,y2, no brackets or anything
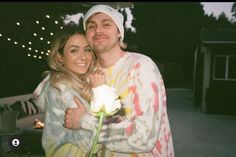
128,63,141,78
156,140,162,154
129,86,143,116
151,82,159,112
125,123,133,136
133,63,141,70
160,78,167,107
163,127,172,157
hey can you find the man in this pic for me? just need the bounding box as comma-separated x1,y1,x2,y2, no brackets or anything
64,4,175,157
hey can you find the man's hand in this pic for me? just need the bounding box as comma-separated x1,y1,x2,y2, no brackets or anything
64,96,86,129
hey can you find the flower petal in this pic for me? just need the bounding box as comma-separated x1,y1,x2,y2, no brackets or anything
90,84,121,115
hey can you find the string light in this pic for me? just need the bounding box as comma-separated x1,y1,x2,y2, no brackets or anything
2,13,67,60
45,15,50,19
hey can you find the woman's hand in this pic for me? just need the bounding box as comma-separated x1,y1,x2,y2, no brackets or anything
89,68,106,88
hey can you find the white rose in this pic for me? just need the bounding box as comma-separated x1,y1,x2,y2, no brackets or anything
90,84,121,115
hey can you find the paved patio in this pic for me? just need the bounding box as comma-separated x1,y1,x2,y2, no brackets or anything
167,88,236,157
3,88,236,157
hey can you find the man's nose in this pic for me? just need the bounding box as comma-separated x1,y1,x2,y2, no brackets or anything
95,25,103,33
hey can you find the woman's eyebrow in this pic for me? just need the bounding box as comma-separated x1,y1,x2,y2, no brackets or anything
68,45,80,49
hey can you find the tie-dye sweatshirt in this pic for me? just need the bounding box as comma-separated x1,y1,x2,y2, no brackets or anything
81,52,175,157
36,75,96,157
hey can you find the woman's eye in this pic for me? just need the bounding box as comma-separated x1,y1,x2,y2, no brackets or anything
70,49,78,53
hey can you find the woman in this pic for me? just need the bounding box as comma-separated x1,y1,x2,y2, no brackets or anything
36,25,104,157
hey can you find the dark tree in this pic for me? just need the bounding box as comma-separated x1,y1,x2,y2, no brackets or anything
130,2,205,87
217,12,232,29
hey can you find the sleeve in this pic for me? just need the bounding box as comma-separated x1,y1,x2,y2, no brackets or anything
42,87,95,156
97,57,166,153
34,74,50,112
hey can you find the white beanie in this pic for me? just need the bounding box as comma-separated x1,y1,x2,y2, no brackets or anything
83,4,124,42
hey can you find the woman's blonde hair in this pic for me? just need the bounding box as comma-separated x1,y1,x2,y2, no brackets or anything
47,25,96,101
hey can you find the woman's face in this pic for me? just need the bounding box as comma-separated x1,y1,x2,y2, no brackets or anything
58,34,93,75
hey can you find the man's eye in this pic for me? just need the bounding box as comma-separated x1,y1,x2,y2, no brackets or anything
84,47,92,53
87,25,95,30
104,23,111,27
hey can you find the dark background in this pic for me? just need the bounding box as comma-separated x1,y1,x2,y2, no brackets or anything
0,2,235,98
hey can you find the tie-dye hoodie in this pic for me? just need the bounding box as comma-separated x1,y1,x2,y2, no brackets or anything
81,52,175,157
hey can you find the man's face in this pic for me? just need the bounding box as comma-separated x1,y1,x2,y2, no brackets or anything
85,13,120,53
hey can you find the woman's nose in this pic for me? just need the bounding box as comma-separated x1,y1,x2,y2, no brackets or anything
79,52,87,60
